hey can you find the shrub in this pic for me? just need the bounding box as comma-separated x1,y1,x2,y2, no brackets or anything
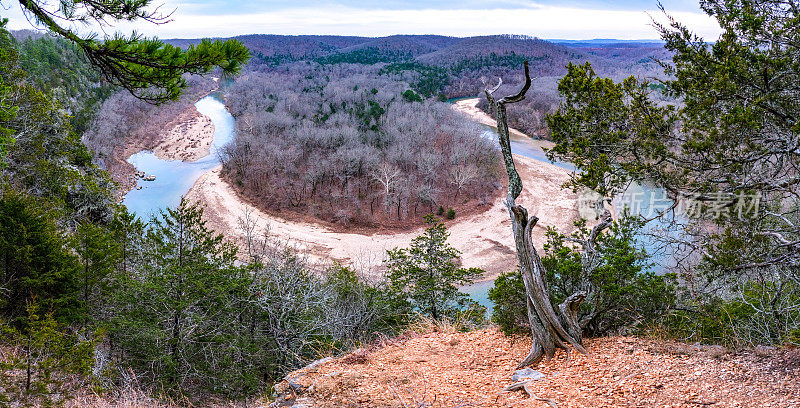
490,216,677,337
0,303,95,407
446,208,456,220
402,89,423,103
488,270,528,336
543,217,676,336
325,264,413,338
386,215,485,324
658,280,800,348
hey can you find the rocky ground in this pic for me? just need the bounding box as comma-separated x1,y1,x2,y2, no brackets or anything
274,328,800,408
150,107,215,162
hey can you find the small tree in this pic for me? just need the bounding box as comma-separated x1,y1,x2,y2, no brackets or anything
0,302,95,407
490,216,677,338
386,215,483,321
110,199,254,397
72,221,118,326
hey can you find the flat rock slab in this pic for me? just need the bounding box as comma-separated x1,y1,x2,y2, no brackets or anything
512,368,545,382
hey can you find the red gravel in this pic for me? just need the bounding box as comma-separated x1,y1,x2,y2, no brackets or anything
277,328,800,408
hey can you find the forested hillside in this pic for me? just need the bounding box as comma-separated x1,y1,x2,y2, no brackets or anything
1,0,799,407
166,34,668,137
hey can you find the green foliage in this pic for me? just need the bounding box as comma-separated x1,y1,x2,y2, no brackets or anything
488,270,528,336
445,207,456,220
109,208,146,277
547,2,800,346
0,302,95,407
109,199,253,397
402,89,423,103
72,221,119,325
99,201,415,399
379,61,449,99
659,298,733,346
17,34,115,133
490,216,676,337
254,52,297,67
0,189,82,325
314,47,412,65
543,217,676,336
546,62,675,196
386,215,485,323
17,0,250,103
0,20,19,164
348,98,387,134
661,280,800,348
0,26,115,224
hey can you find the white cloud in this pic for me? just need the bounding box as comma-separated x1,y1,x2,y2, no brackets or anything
4,2,721,40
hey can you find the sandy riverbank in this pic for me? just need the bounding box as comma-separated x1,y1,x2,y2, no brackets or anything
109,96,217,195
151,106,215,162
185,152,578,281
452,98,554,149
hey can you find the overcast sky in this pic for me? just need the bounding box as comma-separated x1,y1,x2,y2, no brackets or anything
4,0,722,40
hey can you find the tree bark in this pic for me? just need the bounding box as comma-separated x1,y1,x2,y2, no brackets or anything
485,61,588,367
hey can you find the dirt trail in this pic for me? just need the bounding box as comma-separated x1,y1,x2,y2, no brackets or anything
277,328,800,408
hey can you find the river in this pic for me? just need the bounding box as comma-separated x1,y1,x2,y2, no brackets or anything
462,129,681,314
122,94,236,219
121,94,678,317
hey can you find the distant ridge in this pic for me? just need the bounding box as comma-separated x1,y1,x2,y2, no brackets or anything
549,38,663,44
163,34,667,65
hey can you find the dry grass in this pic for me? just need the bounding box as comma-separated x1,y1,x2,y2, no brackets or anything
406,314,474,335
67,387,178,408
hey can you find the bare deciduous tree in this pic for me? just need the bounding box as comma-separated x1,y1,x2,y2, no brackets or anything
449,164,479,198
372,161,401,212
485,61,589,367
219,69,499,227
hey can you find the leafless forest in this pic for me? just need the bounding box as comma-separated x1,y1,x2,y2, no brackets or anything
221,66,500,227
87,34,668,226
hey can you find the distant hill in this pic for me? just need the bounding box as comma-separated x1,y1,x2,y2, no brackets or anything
167,34,370,60
162,33,671,134
550,38,664,46
416,35,581,65
337,34,461,57
164,34,667,72
554,39,671,65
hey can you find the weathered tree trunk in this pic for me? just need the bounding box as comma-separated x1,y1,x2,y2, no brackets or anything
485,61,588,367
